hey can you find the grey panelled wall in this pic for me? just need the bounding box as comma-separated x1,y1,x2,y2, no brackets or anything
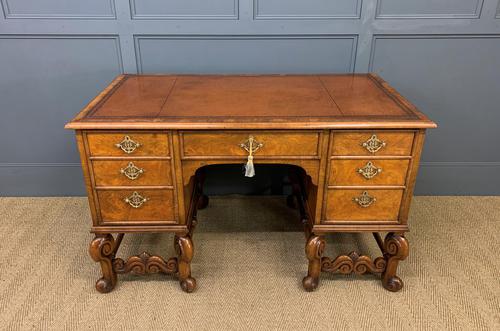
0,0,499,196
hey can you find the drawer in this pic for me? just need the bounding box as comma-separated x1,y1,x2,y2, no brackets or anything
97,189,175,223
324,189,403,222
329,159,409,186
331,131,413,156
92,160,172,187
87,132,169,157
181,131,320,157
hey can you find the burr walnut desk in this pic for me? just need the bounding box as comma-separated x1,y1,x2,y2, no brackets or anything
65,74,436,293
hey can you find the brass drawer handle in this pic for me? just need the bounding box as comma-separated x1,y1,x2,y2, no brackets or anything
239,136,263,178
362,134,386,153
357,161,382,180
124,191,148,208
115,136,141,154
353,191,376,208
120,162,144,180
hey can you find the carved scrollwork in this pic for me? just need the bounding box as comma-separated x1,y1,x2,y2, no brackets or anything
384,233,409,259
113,252,178,275
321,251,387,275
89,234,115,262
305,235,325,260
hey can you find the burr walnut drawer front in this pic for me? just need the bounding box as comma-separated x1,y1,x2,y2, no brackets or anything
329,159,409,186
324,189,404,223
86,132,169,156
97,189,175,223
332,131,414,156
92,160,173,187
181,131,320,157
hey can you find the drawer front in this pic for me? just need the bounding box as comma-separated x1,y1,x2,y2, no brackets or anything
325,189,403,222
87,132,169,156
329,159,409,186
92,160,172,186
332,132,413,156
182,131,320,157
97,190,175,223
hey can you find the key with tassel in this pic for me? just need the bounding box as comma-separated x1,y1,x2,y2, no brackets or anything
239,136,263,178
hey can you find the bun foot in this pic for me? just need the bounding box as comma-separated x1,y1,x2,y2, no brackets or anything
180,277,197,293
95,277,115,293
382,276,403,292
197,194,209,210
302,276,319,292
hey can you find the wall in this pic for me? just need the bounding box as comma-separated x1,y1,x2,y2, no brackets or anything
1,0,499,196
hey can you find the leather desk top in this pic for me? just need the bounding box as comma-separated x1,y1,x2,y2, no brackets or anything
66,74,436,130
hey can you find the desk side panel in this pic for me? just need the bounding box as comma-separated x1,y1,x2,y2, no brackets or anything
399,129,426,224
75,130,99,226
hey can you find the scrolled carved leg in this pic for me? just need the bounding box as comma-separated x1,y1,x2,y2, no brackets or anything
175,234,196,293
381,233,409,292
302,234,325,292
89,234,118,293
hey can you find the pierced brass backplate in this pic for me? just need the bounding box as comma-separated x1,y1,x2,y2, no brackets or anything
353,191,376,208
238,136,263,155
115,136,141,154
120,162,144,180
124,191,148,208
362,134,386,153
357,161,382,180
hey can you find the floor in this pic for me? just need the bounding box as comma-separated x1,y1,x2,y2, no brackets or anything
0,196,499,330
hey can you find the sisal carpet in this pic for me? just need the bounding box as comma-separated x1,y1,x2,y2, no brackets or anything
0,196,499,331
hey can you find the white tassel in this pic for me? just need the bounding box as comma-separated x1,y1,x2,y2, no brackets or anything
244,155,255,177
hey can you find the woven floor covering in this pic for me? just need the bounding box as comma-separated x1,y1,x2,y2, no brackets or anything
0,196,498,330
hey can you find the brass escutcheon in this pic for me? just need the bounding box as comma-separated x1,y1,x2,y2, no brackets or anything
362,134,386,153
353,191,376,208
238,136,263,155
115,136,141,154
120,162,144,180
357,161,382,180
124,191,148,208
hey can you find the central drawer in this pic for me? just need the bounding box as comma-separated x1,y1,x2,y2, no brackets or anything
181,131,320,158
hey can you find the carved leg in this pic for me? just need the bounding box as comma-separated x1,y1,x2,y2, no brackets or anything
381,233,409,292
302,234,325,291
89,234,118,293
175,234,196,293
188,217,198,238
286,167,302,209
196,168,209,210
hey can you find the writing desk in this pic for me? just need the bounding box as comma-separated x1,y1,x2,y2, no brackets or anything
65,74,436,293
